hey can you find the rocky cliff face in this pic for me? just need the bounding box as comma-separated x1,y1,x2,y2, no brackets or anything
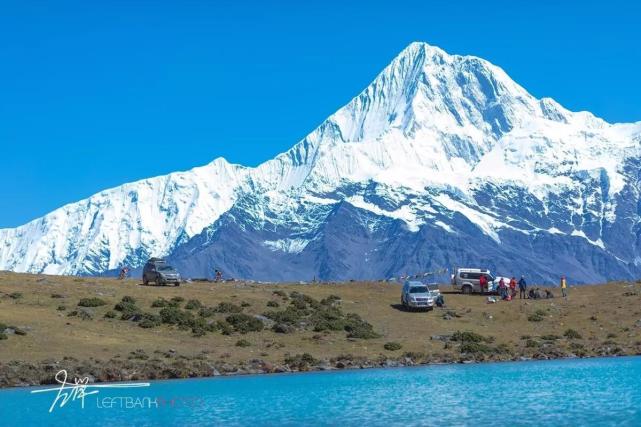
2,42,641,283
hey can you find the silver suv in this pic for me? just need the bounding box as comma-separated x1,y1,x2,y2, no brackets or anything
451,268,494,294
142,258,181,286
401,281,435,311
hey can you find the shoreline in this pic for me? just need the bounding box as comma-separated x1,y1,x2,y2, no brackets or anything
3,348,640,389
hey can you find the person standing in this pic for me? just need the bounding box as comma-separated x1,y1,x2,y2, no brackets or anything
518,275,527,299
509,277,517,298
498,277,506,299
479,274,488,294
561,275,568,299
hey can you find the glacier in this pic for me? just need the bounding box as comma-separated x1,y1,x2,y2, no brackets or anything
1,41,641,283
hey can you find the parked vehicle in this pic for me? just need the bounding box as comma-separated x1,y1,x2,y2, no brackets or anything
401,281,435,311
451,268,495,294
142,258,181,286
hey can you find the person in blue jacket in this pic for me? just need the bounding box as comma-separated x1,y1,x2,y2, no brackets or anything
518,275,527,299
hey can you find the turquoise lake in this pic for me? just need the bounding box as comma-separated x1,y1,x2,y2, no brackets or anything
1,357,640,426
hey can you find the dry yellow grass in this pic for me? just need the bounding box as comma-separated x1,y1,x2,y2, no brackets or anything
1,271,640,370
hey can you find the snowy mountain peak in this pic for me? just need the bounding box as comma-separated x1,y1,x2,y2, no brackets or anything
2,41,640,283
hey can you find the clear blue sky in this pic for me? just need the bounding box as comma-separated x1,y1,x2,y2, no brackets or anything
1,0,640,227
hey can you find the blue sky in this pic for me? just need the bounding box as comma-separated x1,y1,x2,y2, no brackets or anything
1,0,640,227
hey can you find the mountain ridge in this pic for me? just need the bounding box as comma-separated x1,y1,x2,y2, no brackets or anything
2,41,641,282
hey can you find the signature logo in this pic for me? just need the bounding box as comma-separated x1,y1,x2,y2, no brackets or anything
30,370,150,413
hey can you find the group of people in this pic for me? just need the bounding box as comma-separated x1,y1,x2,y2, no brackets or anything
480,274,568,300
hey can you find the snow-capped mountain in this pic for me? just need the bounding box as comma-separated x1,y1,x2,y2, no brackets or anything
2,42,641,283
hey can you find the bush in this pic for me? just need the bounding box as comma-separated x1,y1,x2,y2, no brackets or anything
217,320,233,335
50,293,65,299
451,331,492,343
121,296,137,304
263,306,306,325
240,301,251,308
310,307,347,332
137,313,161,328
320,295,341,306
266,300,280,308
57,305,67,311
563,329,583,340
159,307,194,326
460,342,493,354
528,309,547,322
236,339,251,347
0,323,6,331
525,339,540,348
541,334,561,341
284,353,317,370
9,292,22,300
151,298,170,308
104,310,117,319
78,297,107,307
198,307,217,318
225,313,264,334
170,296,185,305
344,314,380,339
0,333,7,340
384,342,402,351
184,299,203,310
215,302,242,314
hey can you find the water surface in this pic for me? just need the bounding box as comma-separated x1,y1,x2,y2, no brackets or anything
1,357,640,426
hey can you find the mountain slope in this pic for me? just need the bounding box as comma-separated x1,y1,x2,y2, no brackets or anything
2,42,641,283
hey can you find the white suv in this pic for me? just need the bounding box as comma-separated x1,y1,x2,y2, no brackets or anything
451,268,494,294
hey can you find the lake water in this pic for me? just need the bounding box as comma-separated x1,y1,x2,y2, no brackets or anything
1,357,640,426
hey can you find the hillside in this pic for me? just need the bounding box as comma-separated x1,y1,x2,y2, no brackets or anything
1,272,640,387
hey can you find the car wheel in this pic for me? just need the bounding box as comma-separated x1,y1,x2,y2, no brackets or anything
174,282,180,287
143,276,148,286
462,285,472,295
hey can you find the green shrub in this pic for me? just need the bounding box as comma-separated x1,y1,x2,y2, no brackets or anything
541,334,561,341
78,297,107,307
138,313,161,328
284,353,317,369
215,302,242,314
240,301,251,308
121,296,136,304
57,305,67,311
266,300,280,308
236,339,251,347
50,293,65,299
344,314,380,339
563,329,583,340
198,307,217,318
528,309,547,322
0,323,6,331
151,298,169,308
263,306,306,325
310,307,347,332
451,331,493,343
525,339,540,348
184,299,203,310
159,307,194,326
170,296,185,305
104,310,117,319
9,292,22,300
384,342,402,351
217,320,233,335
0,333,7,340
320,295,341,306
460,342,493,354
225,313,264,334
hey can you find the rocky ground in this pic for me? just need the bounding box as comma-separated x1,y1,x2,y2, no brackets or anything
1,272,641,388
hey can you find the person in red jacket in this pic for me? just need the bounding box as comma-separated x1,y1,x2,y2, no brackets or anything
479,274,488,294
509,277,517,298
